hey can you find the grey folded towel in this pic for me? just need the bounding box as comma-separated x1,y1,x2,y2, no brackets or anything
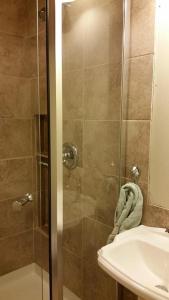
107,182,143,244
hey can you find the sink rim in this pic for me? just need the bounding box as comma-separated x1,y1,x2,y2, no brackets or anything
98,225,169,300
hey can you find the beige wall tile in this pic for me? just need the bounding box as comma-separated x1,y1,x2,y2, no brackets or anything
83,121,120,176
142,203,169,229
0,119,32,159
82,168,119,226
127,55,153,120
22,36,37,77
84,63,121,120
62,14,84,72
39,75,47,115
63,70,84,120
34,229,49,272
130,0,155,57
84,3,123,67
124,121,150,182
120,285,138,300
63,190,82,224
63,219,82,257
0,230,33,275
63,249,82,298
0,34,37,77
0,198,33,238
83,262,116,300
63,167,82,191
0,0,27,36
0,75,34,118
0,158,33,200
0,33,24,77
38,31,46,77
82,217,112,265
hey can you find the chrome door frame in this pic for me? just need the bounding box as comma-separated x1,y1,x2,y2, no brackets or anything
47,0,63,299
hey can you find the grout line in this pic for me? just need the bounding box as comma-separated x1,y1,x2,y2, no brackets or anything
0,156,34,161
129,52,154,59
122,119,151,122
63,119,121,122
0,117,34,120
0,229,33,242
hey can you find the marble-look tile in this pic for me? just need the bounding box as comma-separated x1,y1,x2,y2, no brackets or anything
82,168,119,226
23,36,37,77
39,75,47,115
130,0,155,57
127,55,153,120
0,34,37,78
63,219,82,257
62,13,84,72
26,0,37,36
0,0,27,36
82,217,112,265
0,158,33,200
0,198,33,238
83,121,120,176
0,75,34,118
0,33,24,77
34,229,49,272
142,203,169,229
63,167,82,192
0,230,33,276
38,31,46,77
83,261,116,300
124,121,150,182
84,3,123,67
63,190,82,224
0,119,32,159
63,249,82,298
84,63,121,120
63,70,83,120
119,285,138,300
63,0,119,18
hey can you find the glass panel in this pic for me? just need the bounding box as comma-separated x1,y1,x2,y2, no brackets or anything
0,0,49,299
62,1,124,299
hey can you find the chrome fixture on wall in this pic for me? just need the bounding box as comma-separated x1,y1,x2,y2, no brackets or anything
38,7,46,22
13,193,33,212
130,166,140,183
63,143,78,170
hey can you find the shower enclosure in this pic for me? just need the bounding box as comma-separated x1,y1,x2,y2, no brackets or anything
0,0,129,300
0,0,50,299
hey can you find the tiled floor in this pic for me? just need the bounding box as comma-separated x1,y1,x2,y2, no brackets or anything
0,264,80,300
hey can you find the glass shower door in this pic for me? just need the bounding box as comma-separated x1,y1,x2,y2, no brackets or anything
62,1,123,299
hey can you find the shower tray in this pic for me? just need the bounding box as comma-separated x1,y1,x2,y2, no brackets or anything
0,264,80,300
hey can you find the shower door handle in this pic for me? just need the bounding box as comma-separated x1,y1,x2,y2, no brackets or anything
63,143,78,170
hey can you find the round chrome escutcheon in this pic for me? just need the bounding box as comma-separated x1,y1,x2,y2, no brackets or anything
63,143,78,170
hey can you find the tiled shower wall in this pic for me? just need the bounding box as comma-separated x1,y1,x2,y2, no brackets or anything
122,1,169,299
0,0,38,275
124,0,169,228
63,0,123,299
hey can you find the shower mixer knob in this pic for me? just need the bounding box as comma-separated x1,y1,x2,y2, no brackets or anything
63,143,78,170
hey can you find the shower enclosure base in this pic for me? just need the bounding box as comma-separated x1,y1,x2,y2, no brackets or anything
0,264,80,300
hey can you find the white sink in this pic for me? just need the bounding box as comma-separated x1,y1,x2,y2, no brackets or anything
98,225,169,300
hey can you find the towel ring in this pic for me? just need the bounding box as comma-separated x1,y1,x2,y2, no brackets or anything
130,166,140,183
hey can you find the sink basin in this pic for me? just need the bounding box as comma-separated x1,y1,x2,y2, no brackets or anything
98,225,169,300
